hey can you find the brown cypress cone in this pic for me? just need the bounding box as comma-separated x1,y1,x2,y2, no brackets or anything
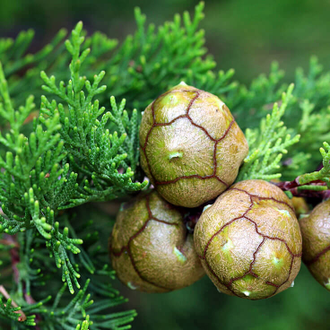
109,190,205,293
300,199,330,291
194,180,302,300
139,82,248,208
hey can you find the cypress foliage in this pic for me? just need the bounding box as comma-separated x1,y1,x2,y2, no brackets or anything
0,2,329,328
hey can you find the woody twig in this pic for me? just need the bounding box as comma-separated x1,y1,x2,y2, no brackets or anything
0,285,27,322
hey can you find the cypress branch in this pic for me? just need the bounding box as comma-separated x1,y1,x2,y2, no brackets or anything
1,2,330,328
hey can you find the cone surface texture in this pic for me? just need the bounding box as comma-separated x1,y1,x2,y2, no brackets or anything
109,191,205,293
300,199,330,291
194,180,302,300
139,83,249,208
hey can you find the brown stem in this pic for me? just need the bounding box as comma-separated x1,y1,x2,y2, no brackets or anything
271,180,330,201
0,239,20,248
0,285,27,322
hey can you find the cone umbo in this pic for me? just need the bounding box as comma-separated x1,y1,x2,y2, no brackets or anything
194,180,302,300
300,200,330,291
139,82,249,208
109,190,205,293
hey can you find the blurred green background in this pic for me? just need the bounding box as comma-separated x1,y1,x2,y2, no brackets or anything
1,0,330,84
1,0,330,329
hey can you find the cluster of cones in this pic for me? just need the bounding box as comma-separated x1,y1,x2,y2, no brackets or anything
109,83,330,300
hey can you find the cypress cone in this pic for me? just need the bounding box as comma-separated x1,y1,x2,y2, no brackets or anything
139,82,248,208
109,191,205,293
300,200,330,291
194,180,302,300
